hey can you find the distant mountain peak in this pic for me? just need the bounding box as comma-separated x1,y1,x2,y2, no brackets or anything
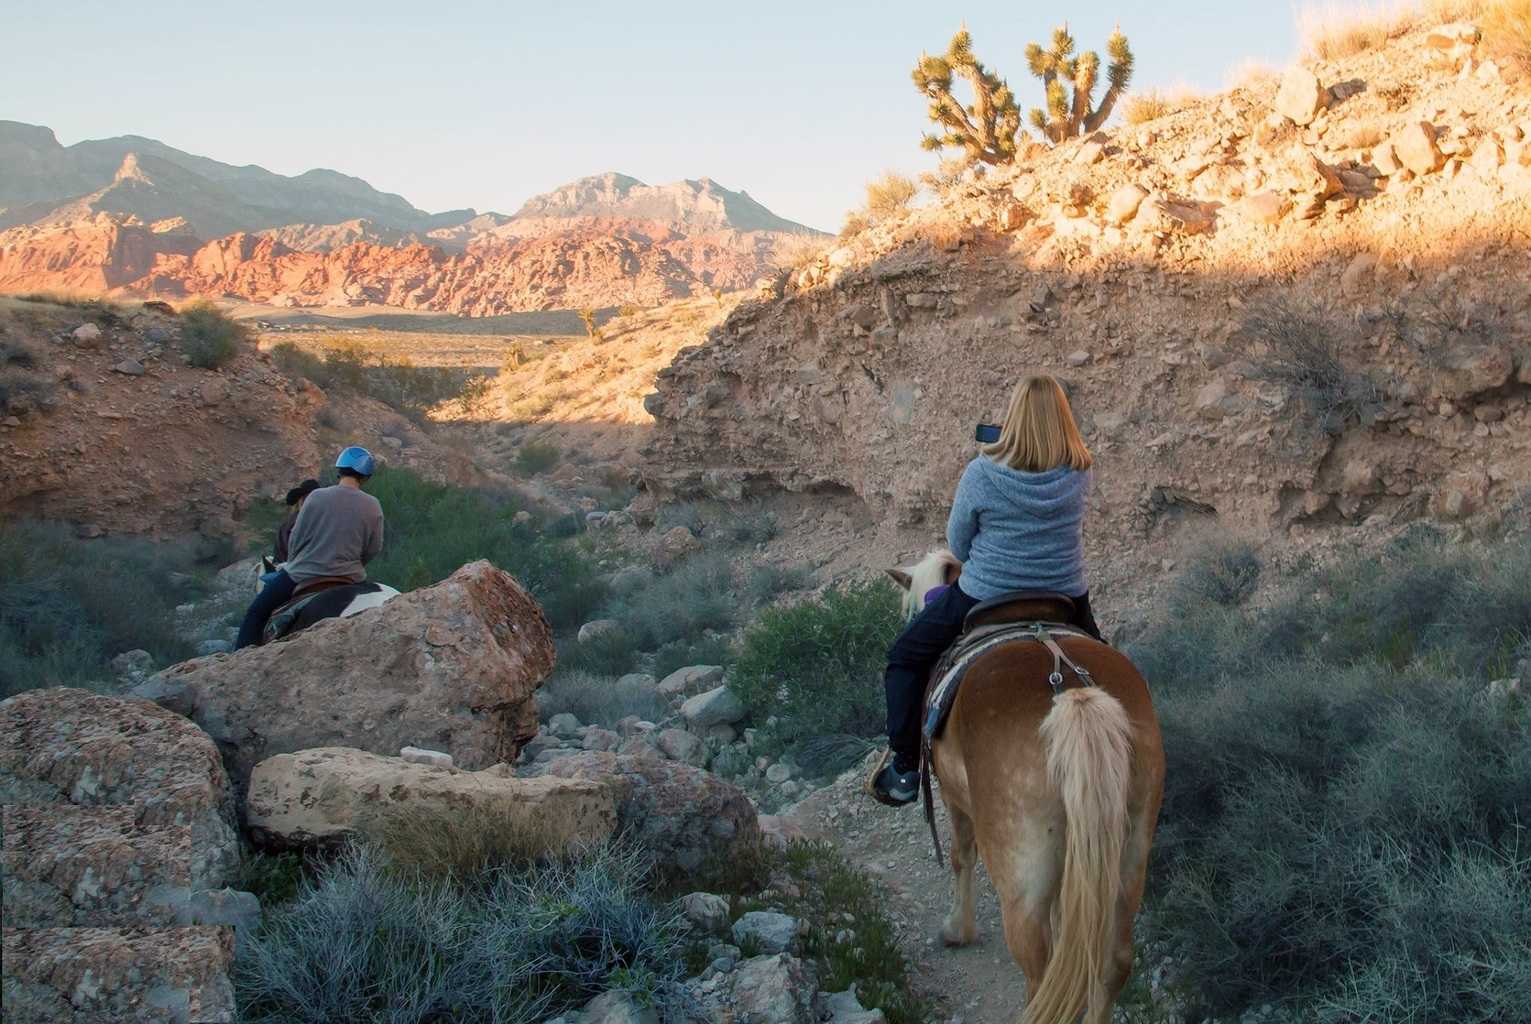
508,172,818,235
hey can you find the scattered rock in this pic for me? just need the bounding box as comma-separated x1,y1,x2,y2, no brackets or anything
578,618,621,643
71,323,102,344
823,987,888,1024
112,359,146,376
110,648,156,679
681,685,747,728
582,728,621,752
728,953,818,1024
1232,191,1290,225
617,672,657,689
732,910,802,954
1275,65,1327,126
399,745,454,769
134,561,555,795
1435,344,1513,400
656,727,707,766
245,747,616,849
1390,122,1445,176
1340,252,1379,298
657,664,724,697
577,990,658,1024
549,712,583,740
655,526,701,569
1105,184,1149,225
681,892,732,935
1065,349,1091,367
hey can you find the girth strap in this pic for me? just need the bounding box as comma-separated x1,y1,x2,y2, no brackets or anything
919,623,1098,867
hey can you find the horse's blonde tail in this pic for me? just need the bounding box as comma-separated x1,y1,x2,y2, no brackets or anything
1022,687,1134,1024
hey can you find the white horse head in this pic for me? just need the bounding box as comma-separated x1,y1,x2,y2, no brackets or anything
886,548,963,621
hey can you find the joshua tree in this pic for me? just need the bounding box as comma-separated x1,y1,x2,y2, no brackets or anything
1025,24,1134,143
576,306,599,340
912,29,1022,168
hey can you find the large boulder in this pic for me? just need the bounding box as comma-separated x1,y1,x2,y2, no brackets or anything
1274,65,1326,126
728,954,818,1024
0,688,238,889
532,751,762,874
245,747,616,850
136,561,556,794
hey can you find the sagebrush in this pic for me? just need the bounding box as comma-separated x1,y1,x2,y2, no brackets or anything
1128,532,1531,1020
180,300,249,369
1242,300,1382,435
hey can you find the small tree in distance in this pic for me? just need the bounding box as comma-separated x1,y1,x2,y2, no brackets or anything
912,29,1022,169
1025,23,1134,142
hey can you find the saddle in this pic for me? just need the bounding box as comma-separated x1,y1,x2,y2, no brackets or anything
915,591,1100,866
262,578,374,644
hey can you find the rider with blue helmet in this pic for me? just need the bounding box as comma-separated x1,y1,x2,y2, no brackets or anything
237,446,386,649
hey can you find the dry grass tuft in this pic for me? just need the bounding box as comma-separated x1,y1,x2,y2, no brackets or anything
864,171,919,222
1123,88,1200,125
775,233,831,271
355,801,590,882
1226,58,1280,93
1484,0,1531,72
1298,1,1415,59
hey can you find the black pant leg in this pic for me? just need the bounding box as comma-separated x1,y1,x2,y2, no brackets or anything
883,585,978,762
237,571,295,650
1070,590,1105,643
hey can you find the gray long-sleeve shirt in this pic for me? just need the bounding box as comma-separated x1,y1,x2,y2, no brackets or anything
282,484,384,585
946,458,1090,599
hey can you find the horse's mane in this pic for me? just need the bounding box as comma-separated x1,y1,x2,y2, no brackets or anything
899,548,961,620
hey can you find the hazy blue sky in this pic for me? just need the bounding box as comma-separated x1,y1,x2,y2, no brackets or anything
4,1,1309,230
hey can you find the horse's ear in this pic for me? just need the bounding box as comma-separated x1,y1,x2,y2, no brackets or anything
886,569,913,591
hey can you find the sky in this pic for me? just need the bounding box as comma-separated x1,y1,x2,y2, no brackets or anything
3,0,1311,231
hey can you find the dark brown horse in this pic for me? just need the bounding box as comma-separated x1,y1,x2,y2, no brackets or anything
891,550,1165,1024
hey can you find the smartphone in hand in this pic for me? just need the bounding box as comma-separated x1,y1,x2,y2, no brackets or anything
975,423,1001,444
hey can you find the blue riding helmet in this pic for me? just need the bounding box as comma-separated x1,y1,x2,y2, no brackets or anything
335,446,376,478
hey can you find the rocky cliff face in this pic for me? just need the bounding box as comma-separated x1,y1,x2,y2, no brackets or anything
643,23,1531,567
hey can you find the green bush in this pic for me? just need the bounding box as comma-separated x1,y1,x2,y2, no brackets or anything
746,563,813,606
730,579,903,739
180,300,249,369
0,520,205,696
555,630,638,678
361,468,607,631
514,440,561,475
1129,533,1531,1020
236,841,686,1024
1174,540,1262,608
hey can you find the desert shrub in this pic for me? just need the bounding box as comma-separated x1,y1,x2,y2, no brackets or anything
774,234,830,273
0,520,205,696
746,563,814,606
1485,0,1531,74
1130,532,1531,1020
1175,541,1262,608
361,468,607,630
0,334,53,416
11,292,126,322
652,635,735,680
719,504,779,544
237,841,686,1024
655,501,705,535
730,579,902,739
555,629,639,678
1242,300,1382,435
607,552,738,650
179,300,248,369
538,670,669,728
514,440,561,475
839,210,871,238
864,172,918,222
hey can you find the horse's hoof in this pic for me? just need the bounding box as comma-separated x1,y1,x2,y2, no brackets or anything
940,923,974,947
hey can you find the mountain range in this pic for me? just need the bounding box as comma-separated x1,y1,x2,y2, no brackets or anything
0,121,820,311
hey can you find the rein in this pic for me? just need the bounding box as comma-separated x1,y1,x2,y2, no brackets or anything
920,622,1098,867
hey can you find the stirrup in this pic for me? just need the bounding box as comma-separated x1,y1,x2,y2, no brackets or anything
864,749,914,807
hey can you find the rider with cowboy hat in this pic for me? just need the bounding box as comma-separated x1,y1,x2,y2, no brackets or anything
236,447,385,649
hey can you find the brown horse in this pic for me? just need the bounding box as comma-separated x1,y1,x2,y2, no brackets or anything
890,550,1165,1024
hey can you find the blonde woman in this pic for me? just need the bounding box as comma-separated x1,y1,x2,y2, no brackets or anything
871,375,1103,805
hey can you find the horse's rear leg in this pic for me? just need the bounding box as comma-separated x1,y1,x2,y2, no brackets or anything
991,821,1063,1003
940,805,979,947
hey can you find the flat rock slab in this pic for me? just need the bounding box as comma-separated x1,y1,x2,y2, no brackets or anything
246,746,617,850
137,560,556,796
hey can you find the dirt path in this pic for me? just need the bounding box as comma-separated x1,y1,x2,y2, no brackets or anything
787,760,1028,1024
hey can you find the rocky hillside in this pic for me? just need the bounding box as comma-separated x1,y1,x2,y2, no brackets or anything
0,296,485,539
0,124,822,312
645,22,1531,583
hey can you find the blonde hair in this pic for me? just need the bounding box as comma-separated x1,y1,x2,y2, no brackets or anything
982,375,1093,472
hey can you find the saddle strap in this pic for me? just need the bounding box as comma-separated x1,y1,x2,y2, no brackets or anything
919,623,1099,868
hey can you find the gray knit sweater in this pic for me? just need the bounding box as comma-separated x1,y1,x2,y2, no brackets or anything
946,457,1090,599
